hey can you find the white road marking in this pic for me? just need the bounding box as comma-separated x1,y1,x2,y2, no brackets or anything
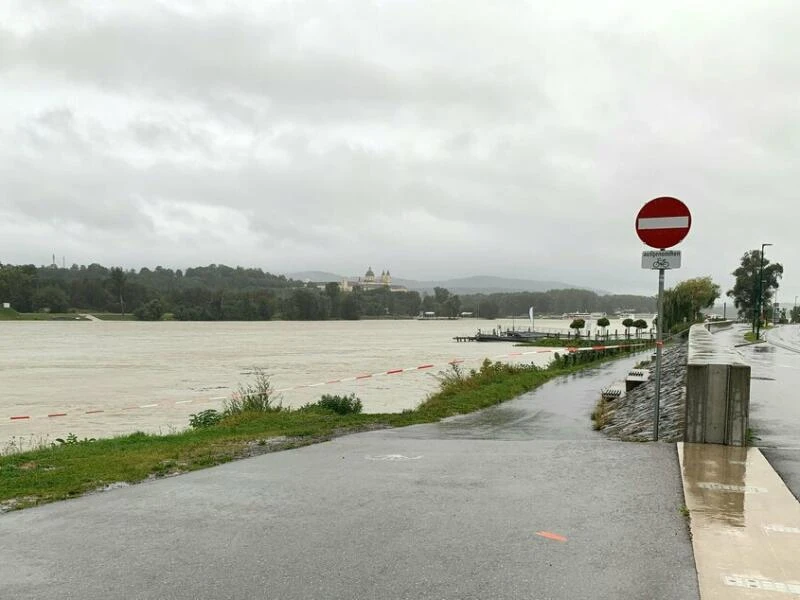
697,482,768,494
763,524,800,534
723,574,800,594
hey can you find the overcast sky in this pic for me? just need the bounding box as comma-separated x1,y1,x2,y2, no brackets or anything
1,1,798,298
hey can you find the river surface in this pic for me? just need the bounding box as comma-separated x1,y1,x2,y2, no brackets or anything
0,317,648,449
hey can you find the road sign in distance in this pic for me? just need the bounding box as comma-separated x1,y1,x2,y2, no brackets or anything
636,197,691,249
642,250,681,270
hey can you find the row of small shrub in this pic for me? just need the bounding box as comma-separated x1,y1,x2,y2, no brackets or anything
189,367,363,429
309,393,363,415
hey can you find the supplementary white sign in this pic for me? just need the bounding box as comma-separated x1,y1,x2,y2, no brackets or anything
641,250,681,270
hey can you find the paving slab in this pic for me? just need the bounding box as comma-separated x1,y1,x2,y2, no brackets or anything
679,443,800,598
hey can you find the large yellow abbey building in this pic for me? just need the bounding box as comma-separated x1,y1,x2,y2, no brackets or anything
339,267,408,292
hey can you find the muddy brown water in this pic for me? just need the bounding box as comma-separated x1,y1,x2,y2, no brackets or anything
0,317,644,449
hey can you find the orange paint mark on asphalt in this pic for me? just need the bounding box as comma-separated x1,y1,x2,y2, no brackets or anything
536,531,568,542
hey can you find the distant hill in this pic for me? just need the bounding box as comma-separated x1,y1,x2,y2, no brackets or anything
287,272,605,295
395,275,606,295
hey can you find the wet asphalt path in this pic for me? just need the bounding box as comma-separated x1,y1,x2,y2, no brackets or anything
0,352,699,600
732,324,800,501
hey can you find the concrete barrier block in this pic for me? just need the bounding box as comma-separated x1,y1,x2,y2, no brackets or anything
685,364,708,443
726,365,751,446
684,354,751,447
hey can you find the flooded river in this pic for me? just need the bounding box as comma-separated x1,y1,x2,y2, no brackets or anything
0,317,646,448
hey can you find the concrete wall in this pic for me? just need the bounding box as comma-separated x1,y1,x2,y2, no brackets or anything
684,324,751,446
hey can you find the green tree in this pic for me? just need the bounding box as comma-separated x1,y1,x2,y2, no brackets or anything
444,295,461,318
597,316,610,332
727,250,783,323
421,294,436,314
324,282,341,316
674,277,720,322
570,318,585,337
134,299,164,321
109,267,127,316
478,299,500,320
340,292,362,320
32,285,70,313
285,288,329,320
0,264,38,312
622,318,634,337
433,287,450,305
633,318,649,338
791,306,800,324
661,276,720,333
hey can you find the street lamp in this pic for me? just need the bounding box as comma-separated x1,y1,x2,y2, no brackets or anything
755,243,773,339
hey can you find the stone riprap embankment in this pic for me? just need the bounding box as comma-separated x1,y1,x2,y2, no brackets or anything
601,342,688,442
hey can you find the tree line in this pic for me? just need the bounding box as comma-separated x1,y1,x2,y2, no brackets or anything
0,263,426,320
0,261,705,323
458,290,656,320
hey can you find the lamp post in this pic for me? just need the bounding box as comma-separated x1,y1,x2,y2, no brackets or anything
755,243,772,340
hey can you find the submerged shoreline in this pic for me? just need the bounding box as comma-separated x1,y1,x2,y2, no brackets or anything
0,344,646,512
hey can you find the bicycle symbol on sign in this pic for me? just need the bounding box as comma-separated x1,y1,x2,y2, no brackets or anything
652,258,670,269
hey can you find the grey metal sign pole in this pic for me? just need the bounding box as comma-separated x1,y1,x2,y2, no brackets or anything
641,250,680,442
653,265,665,442
636,195,691,442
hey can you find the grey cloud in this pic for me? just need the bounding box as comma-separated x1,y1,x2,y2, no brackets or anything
1,7,545,125
1,1,800,295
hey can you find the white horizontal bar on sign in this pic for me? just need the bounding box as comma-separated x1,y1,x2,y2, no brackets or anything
637,216,689,230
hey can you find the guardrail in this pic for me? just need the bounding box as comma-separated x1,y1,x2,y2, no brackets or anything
684,323,750,446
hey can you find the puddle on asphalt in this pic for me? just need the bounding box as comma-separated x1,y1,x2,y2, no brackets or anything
682,444,747,527
437,406,540,438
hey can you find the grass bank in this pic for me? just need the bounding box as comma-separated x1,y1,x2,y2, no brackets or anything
519,337,651,348
0,308,89,321
0,346,643,511
88,312,137,321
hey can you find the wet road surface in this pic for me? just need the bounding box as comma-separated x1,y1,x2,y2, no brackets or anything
718,324,800,501
0,353,699,600
679,443,800,598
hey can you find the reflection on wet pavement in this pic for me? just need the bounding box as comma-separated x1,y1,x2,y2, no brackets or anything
680,443,800,597
682,443,746,528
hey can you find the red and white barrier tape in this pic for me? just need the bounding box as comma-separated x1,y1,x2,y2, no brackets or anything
5,343,648,422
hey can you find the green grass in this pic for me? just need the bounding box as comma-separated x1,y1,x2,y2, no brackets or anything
0,308,88,321
89,312,137,321
0,346,642,511
743,331,760,343
519,337,652,348
746,427,761,446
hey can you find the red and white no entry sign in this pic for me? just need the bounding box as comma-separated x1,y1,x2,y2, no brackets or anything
635,197,691,249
